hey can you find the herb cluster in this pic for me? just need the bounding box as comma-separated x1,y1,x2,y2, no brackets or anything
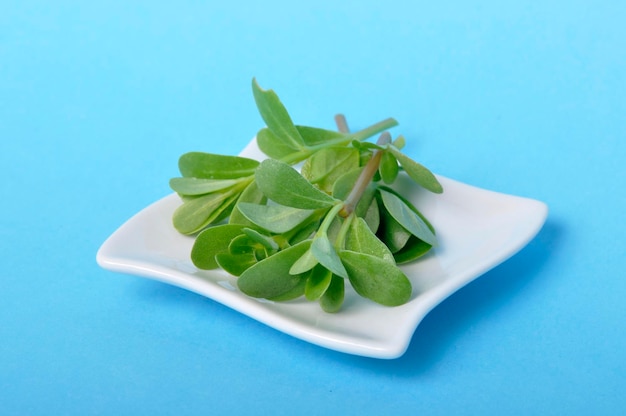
169,79,443,312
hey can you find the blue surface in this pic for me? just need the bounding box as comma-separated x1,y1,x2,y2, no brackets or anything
1,1,624,414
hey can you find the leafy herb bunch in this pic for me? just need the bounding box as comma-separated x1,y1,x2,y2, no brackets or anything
169,79,443,312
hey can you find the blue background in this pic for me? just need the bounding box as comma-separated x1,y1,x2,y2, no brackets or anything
1,1,624,414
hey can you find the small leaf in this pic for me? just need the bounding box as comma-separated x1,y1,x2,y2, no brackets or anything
252,78,305,150
311,233,348,279
305,265,332,301
169,177,239,196
388,146,443,193
319,275,344,313
393,236,432,264
345,217,395,263
215,252,258,276
301,147,360,193
289,248,318,275
238,240,311,299
242,228,279,251
172,191,237,235
229,180,267,226
237,202,315,234
288,218,320,245
255,159,338,209
376,204,412,253
296,125,347,147
379,152,399,184
340,250,412,306
178,152,259,179
267,278,306,302
190,224,247,269
379,188,437,246
256,128,300,159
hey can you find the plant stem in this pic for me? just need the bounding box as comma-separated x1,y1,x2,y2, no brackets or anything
279,117,397,165
339,132,392,218
334,114,350,133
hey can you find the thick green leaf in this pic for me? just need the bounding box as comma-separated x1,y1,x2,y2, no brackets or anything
267,278,306,302
255,159,338,209
301,147,360,193
289,248,318,275
363,198,380,233
379,152,399,184
311,233,348,279
288,219,320,245
229,181,266,226
393,236,432,264
252,78,305,150
236,202,314,234
256,128,300,159
215,252,258,276
190,224,246,269
332,168,363,200
242,228,279,251
376,204,412,253
305,265,332,301
237,240,311,299
340,250,412,306
296,125,347,147
169,177,239,196
381,186,436,233
178,152,259,179
379,188,437,246
345,217,395,263
388,146,443,193
172,191,237,235
319,275,344,313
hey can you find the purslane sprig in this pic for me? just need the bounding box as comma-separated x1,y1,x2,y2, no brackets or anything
170,79,443,312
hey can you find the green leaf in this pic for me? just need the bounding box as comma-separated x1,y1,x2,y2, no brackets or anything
252,78,305,150
255,159,338,209
172,191,238,235
362,198,380,233
178,152,259,179
379,188,437,246
319,275,344,313
340,250,412,306
376,204,412,253
236,202,315,234
256,128,300,160
169,177,239,196
288,219,320,245
289,248,318,275
301,147,360,193
305,265,332,301
229,180,267,226
393,236,432,264
190,224,247,269
267,278,306,302
388,146,443,193
238,240,311,299
345,217,395,264
311,233,348,279
215,252,258,276
242,228,279,251
296,125,347,147
379,152,399,184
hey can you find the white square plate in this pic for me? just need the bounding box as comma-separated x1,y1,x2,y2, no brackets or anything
97,139,547,359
